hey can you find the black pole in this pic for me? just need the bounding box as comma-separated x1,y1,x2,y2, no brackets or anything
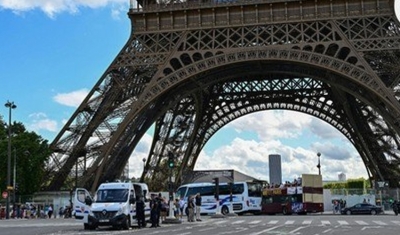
317,152,321,175
5,100,16,219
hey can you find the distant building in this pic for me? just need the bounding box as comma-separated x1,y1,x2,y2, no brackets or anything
183,169,263,184
269,154,282,185
338,172,346,181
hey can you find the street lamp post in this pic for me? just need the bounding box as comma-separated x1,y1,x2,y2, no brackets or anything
5,100,17,219
317,152,321,175
12,148,16,206
141,158,146,182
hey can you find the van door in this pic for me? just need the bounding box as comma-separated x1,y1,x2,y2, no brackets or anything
73,188,92,220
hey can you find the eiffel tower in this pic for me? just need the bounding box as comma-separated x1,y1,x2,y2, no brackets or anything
45,0,400,192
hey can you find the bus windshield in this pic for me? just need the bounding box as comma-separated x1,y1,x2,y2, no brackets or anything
96,189,129,203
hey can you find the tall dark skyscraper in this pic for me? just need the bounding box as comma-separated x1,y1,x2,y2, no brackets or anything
269,154,282,185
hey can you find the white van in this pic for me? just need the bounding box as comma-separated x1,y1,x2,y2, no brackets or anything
73,181,150,230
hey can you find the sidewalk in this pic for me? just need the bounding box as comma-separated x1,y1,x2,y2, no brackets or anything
322,209,397,215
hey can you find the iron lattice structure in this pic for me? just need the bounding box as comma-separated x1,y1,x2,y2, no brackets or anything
45,0,400,192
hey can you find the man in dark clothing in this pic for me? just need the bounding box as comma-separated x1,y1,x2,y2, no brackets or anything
150,195,158,228
195,193,202,221
156,193,162,227
136,197,146,228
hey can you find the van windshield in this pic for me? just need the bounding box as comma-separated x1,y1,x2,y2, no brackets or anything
96,189,129,203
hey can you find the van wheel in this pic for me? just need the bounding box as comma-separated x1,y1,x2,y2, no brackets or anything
122,216,130,230
282,207,288,215
221,206,229,215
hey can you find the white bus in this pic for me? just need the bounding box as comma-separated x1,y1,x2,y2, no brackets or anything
175,181,264,215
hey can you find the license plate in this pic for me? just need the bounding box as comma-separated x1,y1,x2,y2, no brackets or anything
99,219,109,222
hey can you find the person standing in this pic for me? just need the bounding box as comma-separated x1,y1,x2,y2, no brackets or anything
187,196,195,222
195,193,202,221
160,197,168,222
174,198,180,219
47,204,53,219
156,193,162,227
179,197,185,221
150,195,158,228
136,197,146,228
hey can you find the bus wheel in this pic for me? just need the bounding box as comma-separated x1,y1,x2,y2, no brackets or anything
221,206,229,215
282,207,288,215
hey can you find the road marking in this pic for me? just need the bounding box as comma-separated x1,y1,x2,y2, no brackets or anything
322,228,333,233
249,226,280,235
268,220,278,224
289,226,306,234
198,227,215,232
373,221,387,225
355,220,368,225
391,220,400,225
213,220,228,225
338,220,349,225
302,220,312,225
285,220,295,224
321,220,331,225
231,220,245,224
361,226,381,230
249,220,261,224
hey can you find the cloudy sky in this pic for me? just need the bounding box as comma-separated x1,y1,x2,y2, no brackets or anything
1,0,399,184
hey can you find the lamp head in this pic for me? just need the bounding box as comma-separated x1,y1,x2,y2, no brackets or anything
5,101,17,109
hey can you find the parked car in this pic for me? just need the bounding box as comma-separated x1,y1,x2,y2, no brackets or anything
341,203,383,215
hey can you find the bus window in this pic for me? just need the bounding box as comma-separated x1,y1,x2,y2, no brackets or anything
187,186,215,197
176,186,187,199
248,183,262,197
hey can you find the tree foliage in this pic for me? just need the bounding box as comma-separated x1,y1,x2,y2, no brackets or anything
0,117,51,196
323,178,368,189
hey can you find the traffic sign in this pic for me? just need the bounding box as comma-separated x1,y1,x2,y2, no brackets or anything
7,186,13,191
2,191,8,199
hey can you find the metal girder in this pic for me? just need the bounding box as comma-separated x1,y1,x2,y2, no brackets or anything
44,0,400,191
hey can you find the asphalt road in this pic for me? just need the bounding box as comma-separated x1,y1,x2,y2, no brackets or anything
1,213,400,235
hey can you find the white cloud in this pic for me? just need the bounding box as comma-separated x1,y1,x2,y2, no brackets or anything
195,138,367,183
227,110,313,141
124,111,368,183
27,112,58,132
53,88,89,107
194,112,368,183
128,132,152,178
0,0,128,18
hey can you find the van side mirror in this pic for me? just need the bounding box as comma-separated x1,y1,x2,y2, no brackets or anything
129,195,136,204
85,196,93,206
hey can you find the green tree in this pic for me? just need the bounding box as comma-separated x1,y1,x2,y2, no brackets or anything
0,117,51,196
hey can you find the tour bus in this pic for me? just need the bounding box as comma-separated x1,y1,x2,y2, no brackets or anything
175,181,264,215
73,181,151,230
261,174,324,215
